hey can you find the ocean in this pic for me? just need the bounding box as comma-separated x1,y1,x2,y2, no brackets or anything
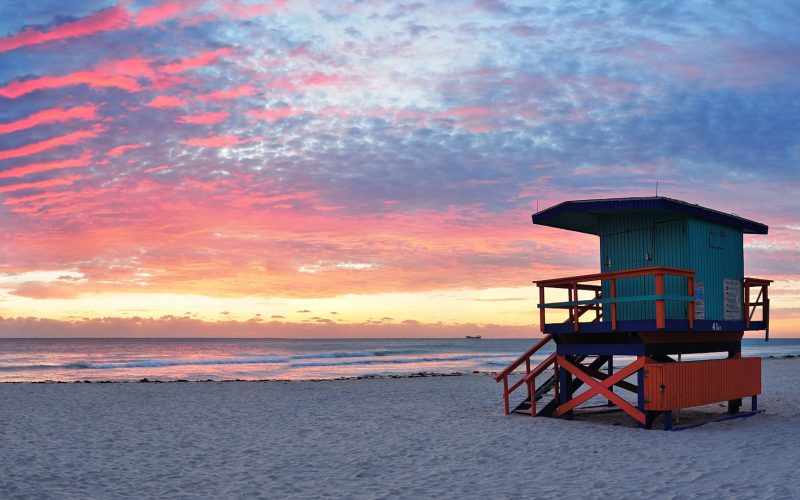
1,337,798,382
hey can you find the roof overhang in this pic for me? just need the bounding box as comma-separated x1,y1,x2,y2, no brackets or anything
532,197,768,235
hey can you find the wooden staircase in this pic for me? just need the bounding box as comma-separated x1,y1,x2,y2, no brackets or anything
496,293,604,417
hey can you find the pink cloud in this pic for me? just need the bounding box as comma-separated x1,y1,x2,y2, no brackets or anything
177,111,229,124
0,66,143,99
145,95,188,108
247,107,302,122
96,57,156,79
0,129,99,161
134,1,189,27
197,84,257,101
433,106,493,119
0,5,129,54
183,135,258,148
221,1,273,18
107,144,146,157
161,48,233,74
0,154,92,179
0,2,191,55
0,104,98,135
301,72,342,86
0,175,83,193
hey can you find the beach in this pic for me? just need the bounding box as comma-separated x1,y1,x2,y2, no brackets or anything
1,358,797,499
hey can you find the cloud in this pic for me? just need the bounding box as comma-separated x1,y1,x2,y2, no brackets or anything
0,1,796,334
0,5,129,53
0,175,83,194
133,1,190,27
0,129,99,161
107,144,146,157
247,107,303,122
0,154,92,179
176,111,229,124
183,135,257,147
161,48,233,74
145,95,188,108
9,281,83,299
0,67,141,99
0,104,98,134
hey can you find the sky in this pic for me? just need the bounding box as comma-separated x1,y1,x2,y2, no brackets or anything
0,0,798,338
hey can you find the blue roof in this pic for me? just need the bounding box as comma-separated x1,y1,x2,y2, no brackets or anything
532,197,768,235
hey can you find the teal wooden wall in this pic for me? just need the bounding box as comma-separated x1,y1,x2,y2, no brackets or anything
687,218,744,321
597,213,744,322
599,213,687,320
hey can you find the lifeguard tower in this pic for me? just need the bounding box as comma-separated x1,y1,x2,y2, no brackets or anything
496,197,772,429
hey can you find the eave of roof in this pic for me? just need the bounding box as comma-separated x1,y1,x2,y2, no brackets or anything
531,197,768,235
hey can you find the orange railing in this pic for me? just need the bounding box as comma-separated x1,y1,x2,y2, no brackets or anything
494,335,553,415
744,277,773,339
536,266,696,333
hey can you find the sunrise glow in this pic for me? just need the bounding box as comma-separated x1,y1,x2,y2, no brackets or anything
1,1,798,337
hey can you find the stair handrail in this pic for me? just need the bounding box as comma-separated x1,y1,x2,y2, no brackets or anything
494,334,553,414
494,334,552,382
523,352,559,416
521,352,557,384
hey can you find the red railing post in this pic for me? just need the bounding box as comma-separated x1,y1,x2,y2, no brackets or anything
687,275,695,330
527,379,535,416
764,285,770,339
572,282,579,332
594,289,600,321
553,361,559,406
503,377,509,415
610,278,617,331
539,285,545,333
655,273,665,329
745,282,751,328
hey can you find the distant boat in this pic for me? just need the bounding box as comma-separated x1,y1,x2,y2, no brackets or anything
466,335,482,339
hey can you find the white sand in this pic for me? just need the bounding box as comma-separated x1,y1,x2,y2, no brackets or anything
1,359,798,499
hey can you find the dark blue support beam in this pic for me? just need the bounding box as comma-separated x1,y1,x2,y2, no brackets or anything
558,360,573,420
544,319,766,335
728,349,742,414
637,366,648,429
555,341,743,357
557,343,645,356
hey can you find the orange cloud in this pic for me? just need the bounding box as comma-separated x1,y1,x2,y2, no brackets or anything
0,5,128,53
0,129,99,161
145,95,188,108
0,105,98,135
177,111,229,124
9,281,84,299
0,154,92,179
